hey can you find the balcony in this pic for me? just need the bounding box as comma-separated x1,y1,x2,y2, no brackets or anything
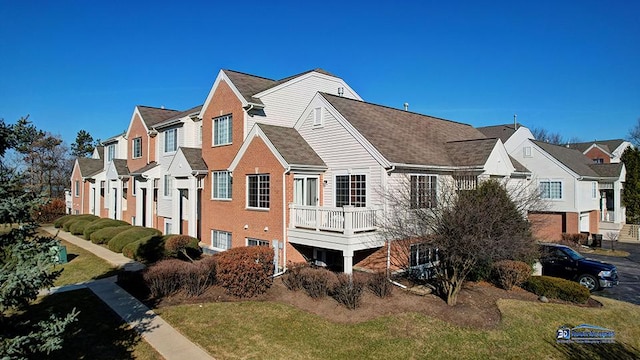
287,204,384,253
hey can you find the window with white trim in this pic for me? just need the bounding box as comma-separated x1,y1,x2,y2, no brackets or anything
198,124,203,145
313,107,323,126
523,146,532,158
74,180,80,197
213,115,232,146
163,175,172,197
132,137,142,158
247,174,270,209
164,128,177,153
107,144,116,161
540,181,562,199
592,182,598,199
212,171,232,199
410,175,437,209
247,238,269,247
335,174,366,207
212,230,232,250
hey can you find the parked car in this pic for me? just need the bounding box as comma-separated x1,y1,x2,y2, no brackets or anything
539,243,619,291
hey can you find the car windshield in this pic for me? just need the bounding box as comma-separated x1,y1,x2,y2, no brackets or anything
563,247,585,261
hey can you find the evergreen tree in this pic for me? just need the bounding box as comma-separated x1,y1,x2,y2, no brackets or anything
622,147,640,223
0,118,77,359
70,130,96,158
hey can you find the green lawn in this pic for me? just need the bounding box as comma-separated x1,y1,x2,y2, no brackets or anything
158,296,640,360
54,240,118,286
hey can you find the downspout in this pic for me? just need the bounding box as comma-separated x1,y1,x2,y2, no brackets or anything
385,165,395,276
276,165,292,277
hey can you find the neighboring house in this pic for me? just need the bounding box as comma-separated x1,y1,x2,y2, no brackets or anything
69,156,103,215
481,124,627,239
567,139,633,164
198,69,361,270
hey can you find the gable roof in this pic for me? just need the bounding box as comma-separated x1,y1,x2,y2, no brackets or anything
137,105,182,127
477,124,522,143
509,156,530,173
130,161,158,175
445,138,498,167
153,105,203,129
112,159,130,177
77,158,104,177
258,124,326,168
532,140,600,177
567,139,626,154
180,147,207,171
589,163,624,178
322,93,489,167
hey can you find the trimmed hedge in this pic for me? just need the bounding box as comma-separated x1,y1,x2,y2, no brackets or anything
165,235,202,260
83,218,129,239
68,219,92,236
53,214,74,228
122,234,171,262
90,225,133,244
491,260,532,290
63,214,99,231
108,226,162,253
523,276,591,304
214,246,274,298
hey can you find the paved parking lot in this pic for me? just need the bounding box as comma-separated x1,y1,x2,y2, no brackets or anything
585,240,640,305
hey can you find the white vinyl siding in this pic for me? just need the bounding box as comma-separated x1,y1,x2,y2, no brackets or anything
213,115,232,146
211,230,232,251
163,174,172,198
212,171,232,200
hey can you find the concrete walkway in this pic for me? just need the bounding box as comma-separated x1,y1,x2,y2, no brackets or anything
42,226,215,360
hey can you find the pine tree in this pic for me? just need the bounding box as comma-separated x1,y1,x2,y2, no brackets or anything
70,130,96,158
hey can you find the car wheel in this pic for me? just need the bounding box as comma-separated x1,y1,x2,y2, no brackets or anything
578,274,599,291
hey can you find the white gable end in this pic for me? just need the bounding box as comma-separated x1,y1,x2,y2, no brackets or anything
483,141,516,176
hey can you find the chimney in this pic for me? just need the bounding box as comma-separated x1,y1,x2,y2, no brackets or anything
403,102,409,111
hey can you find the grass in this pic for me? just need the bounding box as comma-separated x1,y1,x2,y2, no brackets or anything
17,289,163,360
158,296,640,359
583,248,630,257
54,240,117,286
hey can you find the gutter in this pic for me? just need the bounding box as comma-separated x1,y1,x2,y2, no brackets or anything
390,163,484,172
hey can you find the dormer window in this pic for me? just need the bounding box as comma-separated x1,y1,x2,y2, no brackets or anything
313,107,323,126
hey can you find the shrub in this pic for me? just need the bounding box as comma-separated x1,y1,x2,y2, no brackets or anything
491,260,532,290
183,259,217,297
368,271,393,298
108,226,162,253
68,219,92,236
300,267,337,299
331,273,366,309
560,233,588,247
281,263,308,291
214,246,274,298
135,235,172,263
83,218,129,239
143,259,187,298
90,225,132,244
53,214,74,228
522,276,591,304
34,198,66,223
62,214,99,231
164,235,201,260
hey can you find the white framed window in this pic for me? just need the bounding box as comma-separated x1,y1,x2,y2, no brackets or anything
107,144,116,161
313,107,323,126
523,146,532,158
75,180,80,197
592,182,598,199
165,221,172,235
410,175,437,209
247,238,269,247
212,171,232,200
453,175,477,192
540,180,562,200
247,174,270,209
163,175,173,197
211,230,232,251
198,124,203,145
164,128,177,153
132,137,142,158
213,115,232,146
336,174,366,207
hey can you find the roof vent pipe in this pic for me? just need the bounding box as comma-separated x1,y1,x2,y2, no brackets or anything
404,102,409,111
513,114,518,130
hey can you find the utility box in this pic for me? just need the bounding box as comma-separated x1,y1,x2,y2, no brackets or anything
591,234,603,248
52,245,68,264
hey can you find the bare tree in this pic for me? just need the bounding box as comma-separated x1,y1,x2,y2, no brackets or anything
605,231,619,251
380,176,540,306
628,118,640,147
531,127,565,145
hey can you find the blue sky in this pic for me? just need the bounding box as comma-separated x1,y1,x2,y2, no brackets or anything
1,1,638,146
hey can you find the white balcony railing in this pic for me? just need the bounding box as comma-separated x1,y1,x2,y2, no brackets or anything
289,204,379,235
602,210,616,223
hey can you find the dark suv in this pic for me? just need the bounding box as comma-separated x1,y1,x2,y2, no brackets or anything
539,244,619,291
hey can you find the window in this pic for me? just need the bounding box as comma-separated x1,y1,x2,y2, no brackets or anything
165,221,172,235
313,107,323,126
593,158,604,164
247,238,269,247
107,144,116,161
453,175,477,192
592,182,598,199
132,137,142,158
164,128,177,153
212,171,232,199
247,174,270,209
293,177,318,206
212,230,232,250
335,174,366,207
213,115,232,146
540,181,562,199
74,180,80,197
523,146,532,158
410,243,439,267
163,175,172,197
410,175,437,209
198,124,203,145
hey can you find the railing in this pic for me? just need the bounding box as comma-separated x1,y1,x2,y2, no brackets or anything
602,210,616,222
289,204,379,235
629,224,640,241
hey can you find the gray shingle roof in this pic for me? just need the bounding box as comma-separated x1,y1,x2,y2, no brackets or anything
445,138,497,167
154,105,203,128
322,93,489,167
77,158,103,177
94,146,104,159
533,140,600,177
567,139,626,154
477,124,521,143
589,163,624,178
112,159,130,176
130,162,158,175
137,105,182,127
258,124,326,168
509,156,530,173
180,147,207,171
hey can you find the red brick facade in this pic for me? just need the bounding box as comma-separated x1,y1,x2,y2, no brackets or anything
584,147,610,164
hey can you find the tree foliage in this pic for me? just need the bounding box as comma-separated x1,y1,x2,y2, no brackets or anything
70,130,97,158
531,127,581,146
0,118,77,359
621,147,640,224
